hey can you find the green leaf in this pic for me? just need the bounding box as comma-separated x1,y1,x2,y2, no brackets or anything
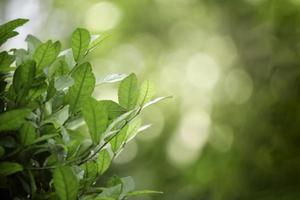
82,97,108,143
12,60,36,99
98,100,126,120
0,146,5,158
67,62,95,114
120,176,135,199
88,33,110,52
0,51,14,72
0,18,28,46
71,28,91,62
34,40,61,71
26,34,42,54
20,121,36,146
126,190,163,197
110,125,128,153
0,109,31,132
44,106,69,128
14,48,30,66
53,166,79,200
81,161,98,185
99,73,127,84
125,118,141,142
142,96,172,110
118,73,139,110
137,80,155,106
0,162,23,176
97,149,111,175
54,75,74,91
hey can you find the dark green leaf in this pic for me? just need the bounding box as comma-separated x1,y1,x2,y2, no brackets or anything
82,97,108,143
0,146,5,158
0,162,23,176
118,73,139,110
71,28,90,62
0,18,28,46
0,51,14,72
0,109,31,132
53,166,79,200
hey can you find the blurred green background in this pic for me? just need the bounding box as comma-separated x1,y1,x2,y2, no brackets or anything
1,0,300,199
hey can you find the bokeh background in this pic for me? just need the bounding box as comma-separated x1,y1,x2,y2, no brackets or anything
1,0,300,199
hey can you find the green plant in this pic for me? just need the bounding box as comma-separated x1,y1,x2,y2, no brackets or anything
0,19,168,200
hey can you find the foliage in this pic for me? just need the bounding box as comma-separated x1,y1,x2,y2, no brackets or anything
0,19,165,200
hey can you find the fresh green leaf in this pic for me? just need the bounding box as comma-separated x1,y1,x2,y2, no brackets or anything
67,62,95,113
137,80,155,106
14,48,30,66
0,162,23,176
54,75,74,91
97,149,111,175
71,28,91,62
125,118,141,142
0,109,31,132
99,73,127,84
26,34,42,54
20,121,36,146
110,125,128,153
118,73,139,110
142,96,172,110
34,40,61,71
44,106,69,128
88,33,110,52
82,97,108,143
0,18,28,46
53,166,79,200
98,100,126,120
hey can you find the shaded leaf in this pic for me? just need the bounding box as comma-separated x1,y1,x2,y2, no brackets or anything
54,75,74,91
20,121,36,146
0,51,14,72
0,18,28,46
0,109,31,132
53,166,79,200
0,162,23,176
0,146,5,158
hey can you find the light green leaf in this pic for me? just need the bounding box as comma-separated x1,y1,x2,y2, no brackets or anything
0,162,23,176
126,190,163,197
82,97,108,143
118,73,139,110
125,118,141,142
99,73,127,84
120,176,135,199
88,33,110,52
14,48,30,66
71,28,91,62
137,80,155,106
34,40,61,71
98,100,126,120
20,121,36,146
142,96,172,110
44,106,69,128
0,18,28,46
67,62,95,113
0,51,14,72
54,75,74,91
0,109,31,132
53,166,79,200
26,34,42,54
110,125,128,153
81,160,98,185
97,149,111,175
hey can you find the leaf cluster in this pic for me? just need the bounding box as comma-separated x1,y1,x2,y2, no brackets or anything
0,19,167,200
